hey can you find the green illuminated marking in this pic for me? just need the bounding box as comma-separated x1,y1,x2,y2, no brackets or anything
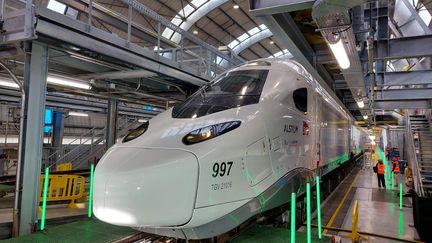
306,183,311,243
316,176,322,239
398,210,404,237
88,164,95,218
40,167,50,230
392,172,394,190
400,183,403,210
291,193,296,243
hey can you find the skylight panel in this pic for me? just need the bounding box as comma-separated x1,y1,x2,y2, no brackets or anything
191,0,208,8
259,24,267,30
237,33,250,42
182,5,195,18
274,51,284,57
47,0,66,14
228,40,239,49
248,27,260,36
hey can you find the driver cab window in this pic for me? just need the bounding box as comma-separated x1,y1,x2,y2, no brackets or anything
293,88,307,113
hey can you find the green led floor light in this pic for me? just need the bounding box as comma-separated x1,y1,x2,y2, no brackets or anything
291,193,296,243
88,164,95,218
400,183,403,209
316,176,322,239
306,183,311,243
40,167,50,230
391,172,394,190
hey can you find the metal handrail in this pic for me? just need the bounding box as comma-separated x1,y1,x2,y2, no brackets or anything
47,116,135,168
406,116,424,197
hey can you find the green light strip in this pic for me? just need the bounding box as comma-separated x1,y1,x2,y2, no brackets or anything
291,193,296,243
400,183,403,210
40,167,50,230
306,183,311,243
88,164,95,218
316,176,322,239
392,172,394,190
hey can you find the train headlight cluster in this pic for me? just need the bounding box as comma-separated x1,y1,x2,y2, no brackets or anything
123,122,149,143
183,121,241,145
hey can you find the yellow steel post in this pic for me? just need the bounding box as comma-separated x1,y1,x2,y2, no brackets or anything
345,200,367,242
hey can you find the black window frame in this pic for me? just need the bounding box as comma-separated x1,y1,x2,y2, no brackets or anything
293,87,308,113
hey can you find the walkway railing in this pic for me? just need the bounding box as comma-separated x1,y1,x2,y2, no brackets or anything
406,116,425,197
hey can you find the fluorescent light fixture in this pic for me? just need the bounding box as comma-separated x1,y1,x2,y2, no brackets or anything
192,30,198,35
363,115,368,119
0,79,19,89
357,100,365,108
68,111,88,117
369,135,375,140
138,119,148,123
269,40,274,45
326,32,350,69
47,75,91,89
233,4,239,9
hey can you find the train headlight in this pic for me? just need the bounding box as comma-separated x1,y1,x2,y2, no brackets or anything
183,121,241,145
123,122,149,143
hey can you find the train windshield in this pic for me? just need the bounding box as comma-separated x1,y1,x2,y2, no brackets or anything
172,69,269,118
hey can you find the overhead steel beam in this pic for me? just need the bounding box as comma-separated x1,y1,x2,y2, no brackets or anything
249,0,315,15
0,88,160,116
251,12,350,115
34,9,208,86
378,70,432,86
56,0,171,48
80,69,156,80
375,35,432,60
400,0,432,35
375,100,431,109
270,13,334,86
377,88,432,100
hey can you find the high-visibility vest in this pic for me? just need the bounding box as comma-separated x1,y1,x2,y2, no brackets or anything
393,161,400,173
377,163,385,174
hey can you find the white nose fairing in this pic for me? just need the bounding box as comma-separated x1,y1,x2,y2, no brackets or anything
93,147,199,227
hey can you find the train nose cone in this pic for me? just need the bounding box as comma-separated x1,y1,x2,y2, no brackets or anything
93,147,199,227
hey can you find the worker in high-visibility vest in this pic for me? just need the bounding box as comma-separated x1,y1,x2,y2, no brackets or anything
392,157,401,186
374,159,386,188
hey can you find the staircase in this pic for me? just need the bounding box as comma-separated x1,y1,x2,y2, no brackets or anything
408,115,432,197
47,116,139,170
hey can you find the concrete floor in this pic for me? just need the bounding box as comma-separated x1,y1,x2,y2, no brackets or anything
319,165,420,242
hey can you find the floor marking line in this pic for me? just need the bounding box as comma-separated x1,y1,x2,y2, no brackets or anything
322,169,361,235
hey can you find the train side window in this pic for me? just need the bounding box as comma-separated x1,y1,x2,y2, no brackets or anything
293,88,307,113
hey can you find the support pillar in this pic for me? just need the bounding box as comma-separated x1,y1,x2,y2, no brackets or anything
14,42,48,235
106,98,118,149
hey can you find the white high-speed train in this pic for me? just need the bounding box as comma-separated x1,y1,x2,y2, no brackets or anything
93,59,366,239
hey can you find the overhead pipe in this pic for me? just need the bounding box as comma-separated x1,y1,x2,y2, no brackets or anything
312,0,368,117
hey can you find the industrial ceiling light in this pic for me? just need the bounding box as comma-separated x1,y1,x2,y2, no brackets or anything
0,79,19,89
138,119,148,123
363,115,368,120
326,32,350,69
357,100,365,108
192,30,198,35
233,4,239,9
47,75,91,90
269,40,274,45
68,111,89,117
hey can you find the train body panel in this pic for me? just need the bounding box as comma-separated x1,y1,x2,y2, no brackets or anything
93,59,367,239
